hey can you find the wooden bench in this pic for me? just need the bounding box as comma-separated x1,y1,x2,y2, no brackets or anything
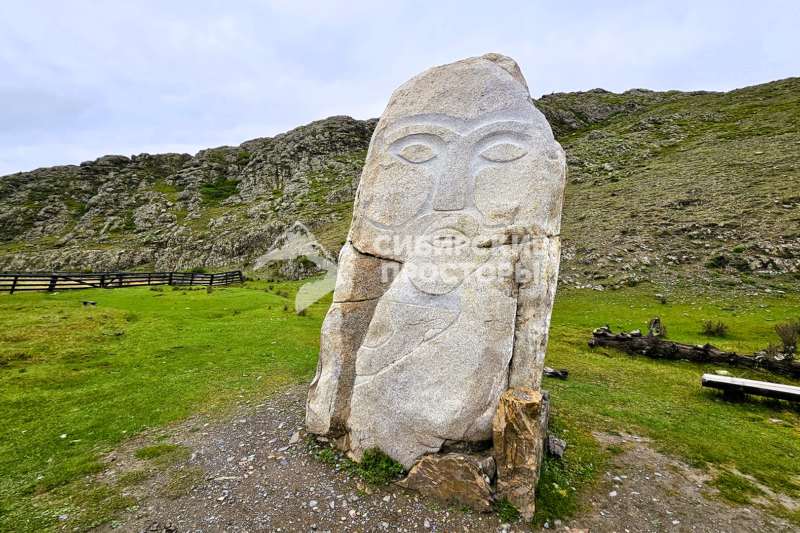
702,374,800,402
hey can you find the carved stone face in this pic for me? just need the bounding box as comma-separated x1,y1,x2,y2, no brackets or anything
363,110,559,229
350,58,565,295
305,55,567,469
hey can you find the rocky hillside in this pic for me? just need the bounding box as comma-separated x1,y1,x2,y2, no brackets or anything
1,78,798,293
0,116,374,274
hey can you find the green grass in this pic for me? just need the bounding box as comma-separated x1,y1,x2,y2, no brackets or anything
536,285,800,523
492,497,520,522
711,471,764,504
0,281,328,532
309,440,405,486
348,448,405,485
530,418,605,526
132,444,189,463
1,282,799,530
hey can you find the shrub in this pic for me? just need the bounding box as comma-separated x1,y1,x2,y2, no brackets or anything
732,246,747,253
283,305,288,311
774,320,799,355
315,447,336,464
765,343,783,357
704,254,728,269
206,285,214,294
189,267,206,274
297,308,306,316
648,317,668,339
701,320,729,337
200,177,241,204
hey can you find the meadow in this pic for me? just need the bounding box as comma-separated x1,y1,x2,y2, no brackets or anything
0,281,798,531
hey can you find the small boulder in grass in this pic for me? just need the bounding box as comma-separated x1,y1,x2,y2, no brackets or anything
546,435,567,459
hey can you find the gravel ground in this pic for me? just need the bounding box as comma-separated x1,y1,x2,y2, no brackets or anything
92,384,798,533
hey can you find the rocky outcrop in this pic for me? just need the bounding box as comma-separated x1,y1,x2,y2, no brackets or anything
0,117,376,273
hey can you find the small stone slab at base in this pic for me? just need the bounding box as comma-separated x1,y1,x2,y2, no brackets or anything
396,453,496,512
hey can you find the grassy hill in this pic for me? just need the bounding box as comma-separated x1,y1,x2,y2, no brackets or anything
1,79,798,294
544,78,800,294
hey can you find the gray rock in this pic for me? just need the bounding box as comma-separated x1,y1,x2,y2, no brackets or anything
546,435,567,458
306,54,566,469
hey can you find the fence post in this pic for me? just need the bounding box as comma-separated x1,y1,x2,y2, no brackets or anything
209,273,215,287
147,272,152,285
10,275,18,294
100,274,106,288
190,272,196,286
168,272,173,286
47,275,58,292
238,271,244,284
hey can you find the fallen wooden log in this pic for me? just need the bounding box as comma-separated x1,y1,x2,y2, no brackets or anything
588,321,800,380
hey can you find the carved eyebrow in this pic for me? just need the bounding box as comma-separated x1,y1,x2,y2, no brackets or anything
384,123,455,146
384,109,537,139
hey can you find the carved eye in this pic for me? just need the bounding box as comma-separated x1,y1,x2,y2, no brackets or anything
397,144,437,164
480,143,529,163
425,228,469,249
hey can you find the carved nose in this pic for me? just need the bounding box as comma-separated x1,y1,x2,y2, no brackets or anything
431,158,468,211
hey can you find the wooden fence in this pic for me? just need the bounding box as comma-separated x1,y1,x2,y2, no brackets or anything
0,270,245,294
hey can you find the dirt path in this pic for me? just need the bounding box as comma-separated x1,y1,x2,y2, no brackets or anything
94,385,797,533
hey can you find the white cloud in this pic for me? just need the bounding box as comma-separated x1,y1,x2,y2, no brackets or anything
0,0,796,175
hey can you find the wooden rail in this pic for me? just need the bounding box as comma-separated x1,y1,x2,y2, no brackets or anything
0,270,244,293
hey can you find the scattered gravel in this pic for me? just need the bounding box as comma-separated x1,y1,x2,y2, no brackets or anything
92,385,798,533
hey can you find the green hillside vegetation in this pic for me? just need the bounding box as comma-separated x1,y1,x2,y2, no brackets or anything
541,78,799,293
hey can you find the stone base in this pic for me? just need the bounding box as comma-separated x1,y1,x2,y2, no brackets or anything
392,389,550,518
396,453,496,512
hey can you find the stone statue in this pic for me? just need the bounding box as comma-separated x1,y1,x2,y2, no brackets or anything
305,54,566,473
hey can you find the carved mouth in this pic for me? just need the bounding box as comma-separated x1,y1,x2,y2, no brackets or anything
425,228,469,249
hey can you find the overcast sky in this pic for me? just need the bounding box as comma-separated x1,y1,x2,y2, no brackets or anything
1,0,796,176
